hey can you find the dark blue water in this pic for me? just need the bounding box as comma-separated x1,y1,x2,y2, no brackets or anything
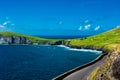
0,45,100,80
36,35,91,39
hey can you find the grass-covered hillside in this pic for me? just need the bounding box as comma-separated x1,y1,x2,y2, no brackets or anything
70,27,120,52
69,26,120,80
1,27,120,80
52,27,120,80
1,26,120,50
86,27,120,80
0,32,57,44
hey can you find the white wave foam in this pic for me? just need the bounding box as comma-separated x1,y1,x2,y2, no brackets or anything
39,45,51,46
57,45,102,53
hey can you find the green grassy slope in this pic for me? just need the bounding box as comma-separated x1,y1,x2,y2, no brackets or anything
53,27,120,80
1,27,120,80
0,32,57,44
86,27,120,80
1,27,120,49
70,27,120,51
69,27,120,80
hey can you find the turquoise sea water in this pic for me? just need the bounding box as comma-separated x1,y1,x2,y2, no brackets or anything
0,45,100,80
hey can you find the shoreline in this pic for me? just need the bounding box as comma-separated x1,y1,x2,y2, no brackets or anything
0,44,103,53
0,44,102,54
0,44,107,80
52,53,107,80
57,45,102,53
52,45,108,80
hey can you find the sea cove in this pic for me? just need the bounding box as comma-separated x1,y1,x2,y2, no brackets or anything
0,45,100,80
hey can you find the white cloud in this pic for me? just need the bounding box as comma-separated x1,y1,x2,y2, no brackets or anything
84,24,91,30
0,25,5,28
3,22,7,26
0,19,14,32
0,21,11,29
78,26,82,30
85,20,89,23
94,26,100,31
2,21,11,26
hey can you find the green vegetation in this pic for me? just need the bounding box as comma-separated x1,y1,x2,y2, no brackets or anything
88,49,116,80
71,27,120,80
0,32,58,44
1,27,120,49
52,27,120,80
89,68,99,80
69,27,120,80
70,27,120,51
1,27,120,80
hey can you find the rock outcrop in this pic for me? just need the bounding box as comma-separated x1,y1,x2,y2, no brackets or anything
89,46,120,80
0,36,29,44
110,55,120,80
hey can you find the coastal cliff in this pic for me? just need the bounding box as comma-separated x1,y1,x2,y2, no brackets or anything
89,46,120,80
0,36,29,44
1,27,120,80
0,32,57,45
68,27,120,80
54,27,120,80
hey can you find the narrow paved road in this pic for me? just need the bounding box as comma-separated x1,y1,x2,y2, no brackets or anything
63,55,107,80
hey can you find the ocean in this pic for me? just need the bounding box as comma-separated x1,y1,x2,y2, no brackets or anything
0,45,100,80
36,35,90,39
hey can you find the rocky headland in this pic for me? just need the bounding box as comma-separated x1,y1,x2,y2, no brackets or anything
0,27,120,80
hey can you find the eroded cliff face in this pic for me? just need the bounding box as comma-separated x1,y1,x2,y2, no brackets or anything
0,36,29,44
90,47,120,80
110,55,120,80
0,36,55,45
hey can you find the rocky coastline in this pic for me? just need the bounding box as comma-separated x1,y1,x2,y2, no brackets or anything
52,40,120,80
0,36,52,45
52,44,120,80
0,35,120,80
0,36,29,44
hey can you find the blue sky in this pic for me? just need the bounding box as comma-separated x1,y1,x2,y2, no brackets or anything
0,0,120,35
